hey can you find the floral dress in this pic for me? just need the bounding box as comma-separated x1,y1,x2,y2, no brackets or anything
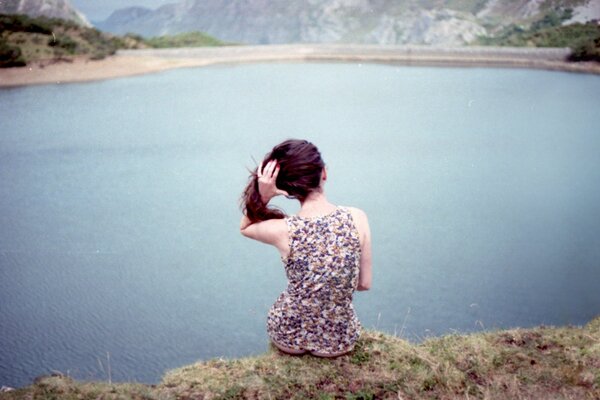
267,207,362,354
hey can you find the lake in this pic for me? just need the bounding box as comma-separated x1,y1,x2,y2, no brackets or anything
1,62,599,387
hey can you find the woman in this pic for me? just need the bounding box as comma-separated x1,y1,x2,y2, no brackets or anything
240,139,372,357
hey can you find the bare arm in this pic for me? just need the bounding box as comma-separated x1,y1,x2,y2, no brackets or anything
349,207,372,291
357,226,372,291
240,216,288,252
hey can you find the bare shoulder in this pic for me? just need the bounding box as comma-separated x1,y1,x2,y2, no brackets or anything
344,206,368,223
344,207,371,252
342,206,370,235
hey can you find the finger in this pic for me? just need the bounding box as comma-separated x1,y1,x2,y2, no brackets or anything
257,162,265,177
265,160,276,178
273,160,281,179
269,160,278,177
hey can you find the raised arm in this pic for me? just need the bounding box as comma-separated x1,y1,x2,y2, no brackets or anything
240,160,290,257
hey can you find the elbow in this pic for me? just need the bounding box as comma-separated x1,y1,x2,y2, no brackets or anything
239,216,251,237
356,282,371,291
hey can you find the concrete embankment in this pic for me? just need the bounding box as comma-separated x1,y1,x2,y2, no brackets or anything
118,44,600,74
1,44,598,88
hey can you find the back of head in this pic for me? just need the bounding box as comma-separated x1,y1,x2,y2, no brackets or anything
242,139,325,222
266,139,325,203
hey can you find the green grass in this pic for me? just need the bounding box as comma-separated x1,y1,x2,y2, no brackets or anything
2,316,599,399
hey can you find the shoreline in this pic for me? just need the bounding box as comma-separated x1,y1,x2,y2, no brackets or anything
1,44,599,88
0,55,212,88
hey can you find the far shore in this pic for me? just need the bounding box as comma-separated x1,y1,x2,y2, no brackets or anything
1,44,599,88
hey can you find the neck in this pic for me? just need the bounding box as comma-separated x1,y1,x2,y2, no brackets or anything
299,190,335,213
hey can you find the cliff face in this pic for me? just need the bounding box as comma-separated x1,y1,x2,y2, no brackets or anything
96,0,600,45
0,0,91,27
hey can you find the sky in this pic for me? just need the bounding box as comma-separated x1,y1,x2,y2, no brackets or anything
70,0,174,22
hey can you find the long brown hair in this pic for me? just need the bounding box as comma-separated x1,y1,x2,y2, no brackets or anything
241,139,325,223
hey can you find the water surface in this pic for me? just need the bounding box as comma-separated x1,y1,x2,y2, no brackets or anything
1,63,599,387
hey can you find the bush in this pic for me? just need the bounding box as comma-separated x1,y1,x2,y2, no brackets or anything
80,27,111,47
48,34,78,53
0,36,26,67
568,36,600,62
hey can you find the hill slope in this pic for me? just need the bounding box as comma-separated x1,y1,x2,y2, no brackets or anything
0,14,229,68
0,14,145,67
1,317,599,399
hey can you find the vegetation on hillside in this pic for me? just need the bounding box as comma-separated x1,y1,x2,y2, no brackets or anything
476,9,600,62
1,317,598,399
0,36,25,67
0,14,227,68
0,14,140,67
144,31,228,48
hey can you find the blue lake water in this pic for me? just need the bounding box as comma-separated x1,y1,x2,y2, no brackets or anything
1,63,599,387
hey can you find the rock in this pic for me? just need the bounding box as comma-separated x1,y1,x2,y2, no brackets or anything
0,0,91,27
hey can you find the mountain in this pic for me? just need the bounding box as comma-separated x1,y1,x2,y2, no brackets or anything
95,6,154,29
0,0,91,27
96,0,600,45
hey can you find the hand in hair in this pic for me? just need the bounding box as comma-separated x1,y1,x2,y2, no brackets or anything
258,160,289,204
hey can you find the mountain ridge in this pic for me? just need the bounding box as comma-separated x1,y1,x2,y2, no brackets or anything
95,0,600,45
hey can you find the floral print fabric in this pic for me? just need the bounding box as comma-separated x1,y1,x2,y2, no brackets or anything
267,207,362,354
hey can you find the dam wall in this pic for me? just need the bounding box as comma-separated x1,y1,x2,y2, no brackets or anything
117,44,595,73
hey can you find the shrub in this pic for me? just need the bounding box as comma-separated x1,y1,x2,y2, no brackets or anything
0,36,26,67
48,34,78,53
568,36,600,62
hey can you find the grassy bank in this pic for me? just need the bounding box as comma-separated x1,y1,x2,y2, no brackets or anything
2,317,598,399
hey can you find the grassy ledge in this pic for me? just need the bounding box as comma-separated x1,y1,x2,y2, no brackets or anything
1,316,599,399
